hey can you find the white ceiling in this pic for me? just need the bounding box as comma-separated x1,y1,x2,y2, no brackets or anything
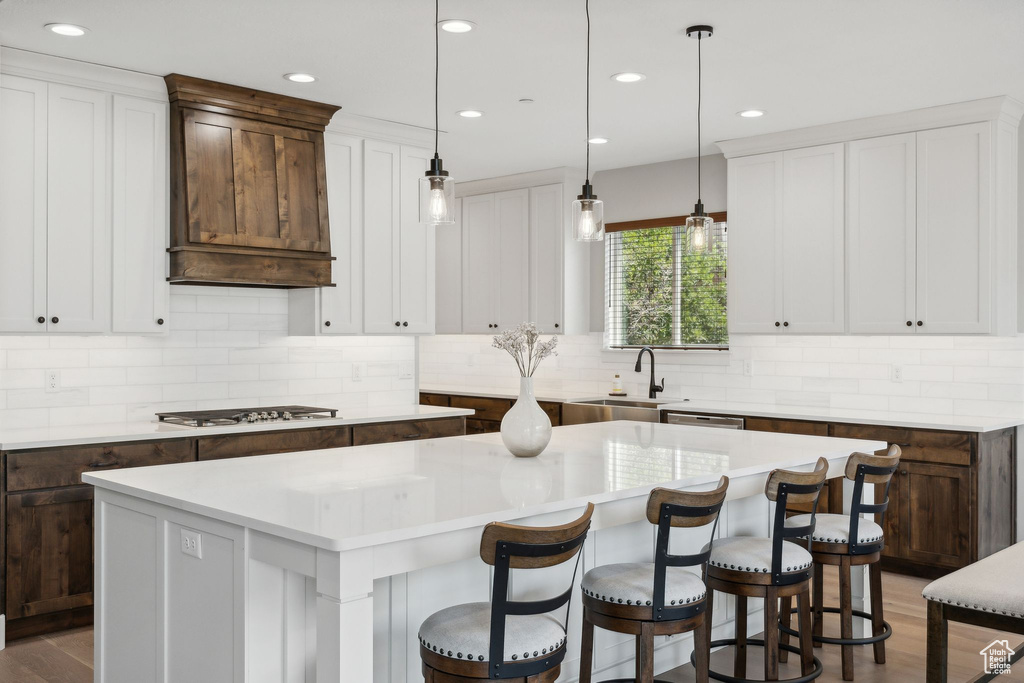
2,0,1023,181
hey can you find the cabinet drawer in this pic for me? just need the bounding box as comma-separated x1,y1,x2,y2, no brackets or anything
466,419,499,434
746,417,828,436
450,396,512,422
198,426,352,461
352,417,465,446
539,401,562,426
830,423,972,466
6,439,194,491
419,393,450,407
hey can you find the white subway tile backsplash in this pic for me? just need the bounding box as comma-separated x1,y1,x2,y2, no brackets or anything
0,290,416,427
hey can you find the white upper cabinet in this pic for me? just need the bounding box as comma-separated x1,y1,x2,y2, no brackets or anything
434,197,463,334
363,139,402,333
46,84,111,333
461,189,529,333
847,133,917,333
916,123,991,333
111,95,169,334
0,75,48,333
398,146,436,334
781,143,845,333
529,184,564,333
727,152,784,334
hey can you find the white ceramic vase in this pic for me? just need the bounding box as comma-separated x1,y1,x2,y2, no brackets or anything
500,377,552,458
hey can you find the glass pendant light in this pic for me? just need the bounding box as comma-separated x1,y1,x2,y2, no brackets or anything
420,0,455,225
572,0,604,242
685,25,714,252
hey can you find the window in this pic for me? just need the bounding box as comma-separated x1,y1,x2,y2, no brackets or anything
605,214,728,349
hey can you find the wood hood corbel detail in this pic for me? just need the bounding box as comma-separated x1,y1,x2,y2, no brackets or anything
165,74,341,288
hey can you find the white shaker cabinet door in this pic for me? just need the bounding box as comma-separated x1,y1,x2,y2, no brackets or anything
398,146,435,334
727,152,784,333
847,134,917,334
46,84,111,333
0,75,48,333
435,197,463,333
781,143,845,334
112,95,169,334
529,184,564,334
494,189,530,331
363,139,402,333
461,193,498,334
916,123,991,333
319,132,364,334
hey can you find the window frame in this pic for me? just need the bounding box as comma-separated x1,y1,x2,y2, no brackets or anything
605,212,729,352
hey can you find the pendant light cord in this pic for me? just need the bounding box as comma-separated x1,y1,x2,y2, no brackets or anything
585,0,591,183
434,0,440,158
696,30,702,204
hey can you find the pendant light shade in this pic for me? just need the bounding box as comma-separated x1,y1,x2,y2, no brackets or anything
572,0,604,242
420,0,455,226
686,24,713,252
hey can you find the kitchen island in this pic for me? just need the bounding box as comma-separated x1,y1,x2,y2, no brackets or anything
85,421,884,682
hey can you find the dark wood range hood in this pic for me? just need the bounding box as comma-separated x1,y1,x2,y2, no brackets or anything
165,74,341,288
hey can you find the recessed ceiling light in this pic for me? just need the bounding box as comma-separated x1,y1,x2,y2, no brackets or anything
738,109,765,118
439,19,475,33
457,110,483,118
284,73,317,83
611,72,646,83
588,137,609,144
45,23,88,37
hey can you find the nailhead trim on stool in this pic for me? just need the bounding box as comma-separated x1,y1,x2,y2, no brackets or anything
706,536,813,574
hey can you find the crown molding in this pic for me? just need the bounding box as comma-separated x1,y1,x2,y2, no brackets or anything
0,47,167,100
716,96,1024,158
456,167,586,197
327,111,434,147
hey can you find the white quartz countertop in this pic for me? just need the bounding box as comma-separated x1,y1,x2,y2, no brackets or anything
0,404,474,451
658,400,1024,433
420,384,1023,433
85,421,885,552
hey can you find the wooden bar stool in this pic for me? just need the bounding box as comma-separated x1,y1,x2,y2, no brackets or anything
702,457,829,683
418,503,594,682
778,446,901,681
578,476,730,683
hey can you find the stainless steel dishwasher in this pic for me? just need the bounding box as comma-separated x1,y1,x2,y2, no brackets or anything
664,413,745,430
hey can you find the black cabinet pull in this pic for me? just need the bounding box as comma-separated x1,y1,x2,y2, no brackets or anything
775,321,780,327
403,321,408,327
894,443,911,448
51,316,59,324
324,320,331,327
900,469,908,475
88,461,118,469
906,320,912,327
157,318,164,325
402,433,422,439
394,321,401,327
783,321,789,327
917,320,923,326
37,316,45,324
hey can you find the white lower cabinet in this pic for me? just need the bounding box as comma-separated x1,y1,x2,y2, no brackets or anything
461,189,529,333
728,143,844,334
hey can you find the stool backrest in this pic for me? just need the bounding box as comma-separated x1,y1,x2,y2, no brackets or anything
479,503,594,678
767,457,829,585
845,445,901,554
648,476,729,621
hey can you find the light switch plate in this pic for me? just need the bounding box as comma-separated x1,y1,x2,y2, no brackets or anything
180,528,202,559
398,362,414,379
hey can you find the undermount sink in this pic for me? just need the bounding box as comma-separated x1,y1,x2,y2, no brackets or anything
561,398,662,425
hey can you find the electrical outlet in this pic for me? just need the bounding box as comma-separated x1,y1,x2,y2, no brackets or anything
352,362,367,381
46,370,60,393
743,360,754,377
398,361,414,380
180,528,202,559
890,364,903,383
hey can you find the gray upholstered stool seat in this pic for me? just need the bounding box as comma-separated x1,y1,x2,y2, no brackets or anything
706,536,813,574
581,562,706,608
923,541,1024,619
786,513,884,545
418,602,566,663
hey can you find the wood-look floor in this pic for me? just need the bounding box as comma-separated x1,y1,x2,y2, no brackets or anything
0,568,1019,681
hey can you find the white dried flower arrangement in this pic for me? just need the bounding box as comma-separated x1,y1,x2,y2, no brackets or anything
492,323,558,377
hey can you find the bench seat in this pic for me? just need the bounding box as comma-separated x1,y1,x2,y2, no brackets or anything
923,541,1024,619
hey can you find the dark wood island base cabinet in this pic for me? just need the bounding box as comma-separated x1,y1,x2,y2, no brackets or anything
0,415,465,641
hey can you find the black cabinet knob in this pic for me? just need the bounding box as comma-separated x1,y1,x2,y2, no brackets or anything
394,321,401,327
783,321,789,327
157,318,164,325
324,320,331,327
51,316,59,324
917,320,923,326
402,321,408,327
906,320,912,327
775,321,781,327
37,316,45,324
554,323,559,329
